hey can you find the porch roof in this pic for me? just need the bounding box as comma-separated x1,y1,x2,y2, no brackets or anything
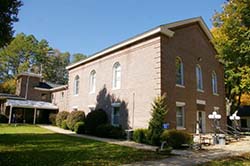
5,99,58,110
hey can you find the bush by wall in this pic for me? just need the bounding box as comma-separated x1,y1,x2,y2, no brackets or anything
66,111,85,130
74,122,85,134
0,114,8,123
85,109,108,135
56,111,69,127
161,129,193,149
95,124,125,139
61,120,68,129
133,128,148,143
49,113,57,126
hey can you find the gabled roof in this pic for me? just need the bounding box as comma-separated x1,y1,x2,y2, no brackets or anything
66,17,212,70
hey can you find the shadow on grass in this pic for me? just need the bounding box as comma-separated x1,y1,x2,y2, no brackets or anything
0,133,165,166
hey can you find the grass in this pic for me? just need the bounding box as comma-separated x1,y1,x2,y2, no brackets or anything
201,153,250,166
0,124,167,166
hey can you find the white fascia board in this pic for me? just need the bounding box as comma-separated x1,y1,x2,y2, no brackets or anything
66,27,174,70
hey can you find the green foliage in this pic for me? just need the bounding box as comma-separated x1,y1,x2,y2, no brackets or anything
212,0,250,111
85,109,108,134
66,111,85,130
0,0,23,47
161,130,193,149
56,111,69,127
0,78,16,94
147,94,168,145
74,122,85,134
133,129,148,143
0,114,8,123
95,124,125,139
49,113,56,126
0,33,70,84
61,120,68,130
72,53,87,63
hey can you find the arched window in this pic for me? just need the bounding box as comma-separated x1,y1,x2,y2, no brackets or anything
89,70,96,93
74,75,79,95
196,65,203,90
176,57,184,85
112,62,121,89
212,71,218,94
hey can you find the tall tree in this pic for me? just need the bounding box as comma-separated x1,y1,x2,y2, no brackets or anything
212,0,250,112
0,0,23,47
72,53,87,63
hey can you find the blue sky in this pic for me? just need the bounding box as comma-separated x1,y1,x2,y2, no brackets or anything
14,0,225,56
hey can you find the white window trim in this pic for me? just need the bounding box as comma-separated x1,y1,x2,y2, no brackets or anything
89,70,96,94
176,106,185,129
176,57,184,86
196,65,203,91
196,99,206,105
112,62,121,90
212,71,219,95
111,103,121,127
74,75,79,96
176,84,185,88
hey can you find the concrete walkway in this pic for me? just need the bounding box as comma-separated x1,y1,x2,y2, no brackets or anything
40,125,250,166
39,125,158,151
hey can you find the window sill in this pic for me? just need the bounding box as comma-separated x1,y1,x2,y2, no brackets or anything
176,84,185,88
112,87,121,91
197,89,204,93
74,94,79,97
213,93,219,96
176,127,186,130
89,91,95,94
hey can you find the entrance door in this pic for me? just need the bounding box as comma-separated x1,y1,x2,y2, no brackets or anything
197,111,206,134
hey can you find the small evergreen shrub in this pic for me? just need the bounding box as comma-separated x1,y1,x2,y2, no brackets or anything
85,109,108,134
56,111,69,127
74,122,85,134
61,120,68,129
49,113,57,126
66,111,85,130
96,124,125,139
147,94,168,145
161,130,193,149
0,114,8,123
133,128,148,143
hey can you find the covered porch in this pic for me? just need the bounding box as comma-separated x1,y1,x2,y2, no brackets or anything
5,99,58,124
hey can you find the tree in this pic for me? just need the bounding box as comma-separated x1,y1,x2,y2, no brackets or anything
0,78,16,94
147,94,168,145
0,33,70,85
0,0,23,47
212,0,250,112
72,53,87,63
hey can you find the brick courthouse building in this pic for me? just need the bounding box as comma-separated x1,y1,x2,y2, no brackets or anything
1,17,226,133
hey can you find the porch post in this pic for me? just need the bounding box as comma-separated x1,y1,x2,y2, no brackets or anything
33,108,37,124
8,106,13,124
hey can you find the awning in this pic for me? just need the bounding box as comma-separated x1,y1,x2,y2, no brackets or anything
5,99,58,110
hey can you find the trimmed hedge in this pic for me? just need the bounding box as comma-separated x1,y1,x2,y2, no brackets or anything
0,114,8,123
85,109,108,134
161,130,193,149
56,111,69,127
95,124,125,139
66,111,85,130
61,120,68,129
133,128,148,143
74,122,85,134
49,113,57,126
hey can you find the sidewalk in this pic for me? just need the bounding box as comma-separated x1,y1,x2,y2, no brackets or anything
39,125,158,151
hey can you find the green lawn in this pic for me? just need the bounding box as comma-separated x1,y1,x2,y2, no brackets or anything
202,153,250,166
0,124,166,166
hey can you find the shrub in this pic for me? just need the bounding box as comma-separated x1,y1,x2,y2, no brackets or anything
0,114,8,123
49,113,57,126
161,130,193,149
133,128,148,143
74,122,85,134
147,94,168,145
56,111,69,127
61,120,68,129
96,124,125,139
66,111,85,130
85,109,108,134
